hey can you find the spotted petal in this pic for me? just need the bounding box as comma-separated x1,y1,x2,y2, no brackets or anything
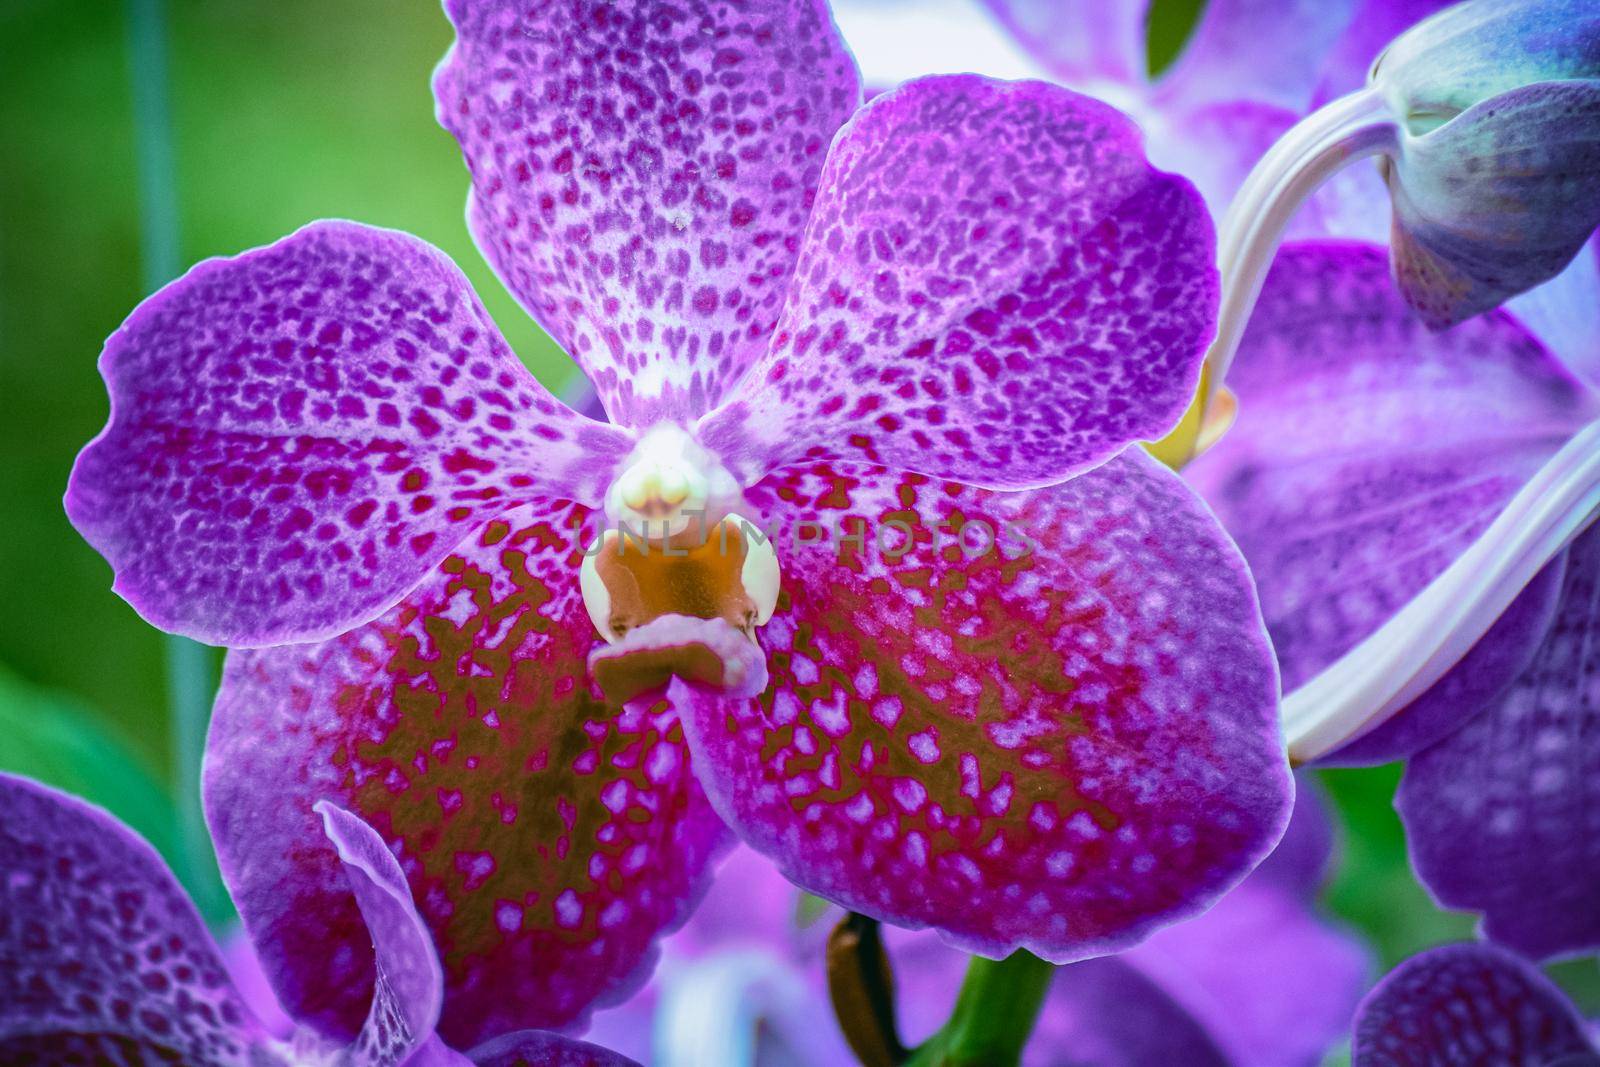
1187,242,1599,692
679,450,1289,961
204,499,731,1048
0,773,267,1065
1396,518,1600,959
1352,943,1595,1066
433,0,861,428
699,76,1218,491
66,221,632,647
467,1030,641,1067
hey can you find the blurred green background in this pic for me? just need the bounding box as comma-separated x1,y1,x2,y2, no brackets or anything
0,0,1592,1030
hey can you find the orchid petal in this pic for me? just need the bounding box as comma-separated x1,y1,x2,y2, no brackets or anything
1144,100,1301,224
974,0,1147,89
1155,0,1359,113
1506,233,1600,388
1187,242,1599,693
1323,552,1566,766
0,773,267,1065
204,499,730,1048
1396,518,1600,959
66,220,631,648
316,802,445,1067
1352,943,1595,1066
699,76,1218,491
1312,0,1455,104
829,0,1048,89
433,0,861,428
679,450,1289,961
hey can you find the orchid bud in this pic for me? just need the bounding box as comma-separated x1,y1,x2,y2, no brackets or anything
1371,0,1600,326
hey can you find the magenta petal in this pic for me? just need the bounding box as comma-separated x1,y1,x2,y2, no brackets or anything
974,0,1147,87
204,499,730,1048
66,220,632,647
1352,943,1595,1066
699,76,1218,491
1324,553,1566,767
433,0,861,428
1396,520,1600,960
316,803,446,1067
0,773,266,1063
1187,242,1599,691
678,451,1289,960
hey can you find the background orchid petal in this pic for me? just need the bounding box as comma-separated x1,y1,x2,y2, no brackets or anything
974,0,1147,89
433,0,861,428
0,773,268,1065
1154,0,1359,112
1351,943,1595,1066
699,76,1218,491
1507,234,1600,387
1323,552,1566,766
1187,242,1599,692
316,802,446,1067
1396,518,1600,959
467,1029,641,1067
680,450,1289,961
1144,100,1301,223
65,220,631,648
204,499,730,1049
1312,0,1455,103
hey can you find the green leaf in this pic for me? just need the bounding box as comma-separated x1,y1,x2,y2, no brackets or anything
0,664,181,874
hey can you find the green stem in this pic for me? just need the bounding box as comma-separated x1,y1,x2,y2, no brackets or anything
904,951,1055,1067
126,0,230,924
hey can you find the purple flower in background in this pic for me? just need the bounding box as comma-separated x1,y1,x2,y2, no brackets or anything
1187,240,1600,959
590,782,1370,1067
0,772,633,1067
1351,943,1600,1066
64,0,1291,1047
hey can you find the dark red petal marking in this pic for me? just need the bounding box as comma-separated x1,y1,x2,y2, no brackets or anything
678,452,1290,960
433,0,862,427
205,499,729,1048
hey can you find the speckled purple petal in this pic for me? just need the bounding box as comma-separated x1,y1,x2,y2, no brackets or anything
679,449,1289,961
317,803,445,1067
467,1030,641,1067
1153,0,1358,112
0,773,266,1064
66,220,632,648
433,0,861,428
1324,552,1566,767
974,0,1146,87
1352,943,1595,1066
204,498,730,1049
699,76,1218,491
1187,241,1598,692
1397,519,1600,959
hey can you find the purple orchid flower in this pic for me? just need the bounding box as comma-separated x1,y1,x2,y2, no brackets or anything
0,772,634,1067
64,0,1292,1048
1186,239,1600,960
588,781,1370,1067
1351,943,1600,1066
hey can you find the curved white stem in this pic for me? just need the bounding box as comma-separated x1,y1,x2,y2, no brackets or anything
1208,88,1399,399
1283,419,1600,763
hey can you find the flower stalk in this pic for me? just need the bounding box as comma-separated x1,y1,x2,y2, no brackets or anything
1283,418,1600,762
1206,88,1397,404
904,950,1055,1067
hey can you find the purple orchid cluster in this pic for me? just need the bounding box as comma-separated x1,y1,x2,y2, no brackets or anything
5,0,1598,1064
